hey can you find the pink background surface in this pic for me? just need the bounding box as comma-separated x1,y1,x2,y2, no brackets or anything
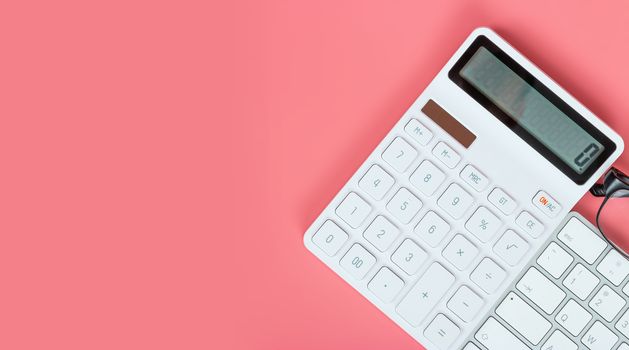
1,1,629,349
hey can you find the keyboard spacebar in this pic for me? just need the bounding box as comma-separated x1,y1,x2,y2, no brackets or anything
475,317,530,350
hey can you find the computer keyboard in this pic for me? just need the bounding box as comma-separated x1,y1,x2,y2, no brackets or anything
303,28,625,350
464,213,629,350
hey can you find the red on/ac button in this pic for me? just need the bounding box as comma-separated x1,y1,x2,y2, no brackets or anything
532,191,562,218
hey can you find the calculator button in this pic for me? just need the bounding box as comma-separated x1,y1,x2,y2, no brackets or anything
596,249,629,286
470,258,506,294
581,321,618,350
405,119,433,146
517,267,566,314
533,190,562,218
459,164,489,192
414,211,450,247
432,142,460,169
382,137,417,173
616,309,629,338
487,188,517,215
335,192,371,228
589,285,626,322
438,183,474,219
515,211,544,238
558,217,607,264
537,242,574,278
391,239,427,275
543,330,577,350
463,343,481,350
563,263,600,300
359,165,395,200
424,314,460,349
442,234,479,271
496,292,551,345
311,220,349,256
340,243,376,280
447,286,484,323
493,230,529,266
386,187,422,224
465,207,501,243
368,267,405,303
363,216,400,252
556,299,592,336
409,160,446,196
396,262,455,326
475,317,529,350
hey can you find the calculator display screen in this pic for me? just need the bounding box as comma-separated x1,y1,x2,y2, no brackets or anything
449,36,616,184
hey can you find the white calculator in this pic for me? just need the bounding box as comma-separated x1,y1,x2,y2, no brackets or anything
303,27,626,350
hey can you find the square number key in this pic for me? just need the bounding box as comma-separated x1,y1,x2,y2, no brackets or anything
409,160,446,196
340,244,376,280
382,137,417,173
438,183,474,219
391,239,428,275
312,220,349,256
363,216,400,252
386,187,422,224
335,192,371,228
414,211,450,247
359,165,395,200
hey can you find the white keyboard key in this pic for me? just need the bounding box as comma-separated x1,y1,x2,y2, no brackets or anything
460,164,490,192
363,216,400,252
432,141,460,168
589,285,626,322
537,242,574,278
516,211,544,238
424,314,460,349
414,211,450,247
368,267,405,303
340,244,376,280
596,249,629,286
387,187,422,224
465,206,501,243
391,239,427,275
405,118,433,145
563,263,600,300
581,321,618,350
359,165,395,200
409,160,446,196
447,285,484,323
335,192,371,228
382,137,417,173
493,230,529,266
438,183,474,219
558,217,607,264
475,317,530,350
616,309,629,338
396,262,455,326
442,234,479,271
624,282,629,296
463,343,481,350
488,188,517,215
533,190,562,218
542,330,577,350
471,258,507,294
556,299,593,336
312,220,349,256
517,267,566,314
619,344,629,350
496,292,551,345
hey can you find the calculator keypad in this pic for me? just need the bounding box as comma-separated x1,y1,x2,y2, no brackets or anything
306,111,566,349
